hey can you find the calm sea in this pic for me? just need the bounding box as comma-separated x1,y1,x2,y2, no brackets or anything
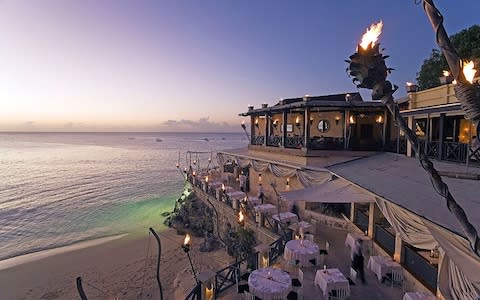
0,132,246,261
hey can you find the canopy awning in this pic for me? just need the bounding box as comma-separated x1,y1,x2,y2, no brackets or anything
280,178,375,203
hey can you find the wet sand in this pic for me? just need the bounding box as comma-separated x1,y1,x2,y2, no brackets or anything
0,228,232,300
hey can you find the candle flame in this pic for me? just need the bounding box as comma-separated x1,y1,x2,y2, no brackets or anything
463,60,477,84
406,82,413,86
360,21,383,50
205,176,209,183
184,234,191,246
221,183,225,191
443,70,450,77
238,211,244,223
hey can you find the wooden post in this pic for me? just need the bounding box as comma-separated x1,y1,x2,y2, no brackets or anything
282,111,287,148
439,113,446,160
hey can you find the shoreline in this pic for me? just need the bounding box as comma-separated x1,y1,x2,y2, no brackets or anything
0,227,232,300
0,233,128,271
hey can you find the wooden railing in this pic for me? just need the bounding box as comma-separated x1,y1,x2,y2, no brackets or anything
266,136,282,147
251,135,265,145
284,136,303,149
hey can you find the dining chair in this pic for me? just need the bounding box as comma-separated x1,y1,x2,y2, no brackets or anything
304,234,314,241
328,287,348,300
244,291,255,300
386,269,404,289
349,267,357,283
320,241,330,255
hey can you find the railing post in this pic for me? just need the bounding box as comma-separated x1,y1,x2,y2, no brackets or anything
438,113,446,160
198,270,216,300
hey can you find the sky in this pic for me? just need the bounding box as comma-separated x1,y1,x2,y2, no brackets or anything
0,1,479,132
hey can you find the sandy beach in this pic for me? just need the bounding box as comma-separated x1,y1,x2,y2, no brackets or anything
0,228,233,300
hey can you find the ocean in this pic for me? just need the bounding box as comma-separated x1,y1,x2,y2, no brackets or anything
0,132,246,261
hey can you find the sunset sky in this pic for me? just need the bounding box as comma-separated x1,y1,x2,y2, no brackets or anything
0,1,479,132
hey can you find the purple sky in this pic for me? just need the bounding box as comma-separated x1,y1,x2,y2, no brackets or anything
0,1,479,132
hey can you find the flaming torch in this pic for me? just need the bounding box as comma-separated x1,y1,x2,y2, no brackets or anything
238,211,245,228
182,234,198,283
241,120,251,141
346,18,480,257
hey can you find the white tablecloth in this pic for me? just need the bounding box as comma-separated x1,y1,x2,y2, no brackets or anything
226,191,245,200
247,196,261,206
272,212,299,224
367,256,403,281
284,239,319,267
403,292,437,300
254,204,277,214
248,267,291,300
345,233,370,254
315,268,350,299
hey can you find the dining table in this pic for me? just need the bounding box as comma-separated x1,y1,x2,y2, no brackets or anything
367,255,403,282
345,232,371,255
284,239,320,267
248,267,291,300
315,268,350,299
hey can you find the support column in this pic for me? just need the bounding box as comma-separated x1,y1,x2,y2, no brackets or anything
394,233,403,262
264,114,269,146
250,116,255,144
350,202,356,222
367,202,375,238
438,113,446,160
407,116,414,157
344,110,349,149
282,111,287,148
382,110,388,148
304,108,310,150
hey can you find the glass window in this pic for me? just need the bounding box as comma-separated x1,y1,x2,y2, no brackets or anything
317,120,330,132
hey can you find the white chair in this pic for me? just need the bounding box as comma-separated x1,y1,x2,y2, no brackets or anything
304,234,314,241
349,267,357,283
298,268,304,284
328,287,348,300
386,268,404,289
244,291,255,300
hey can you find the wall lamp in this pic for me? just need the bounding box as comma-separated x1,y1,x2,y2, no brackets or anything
376,115,384,124
272,119,279,128
255,118,259,128
349,115,356,124
295,116,301,127
335,116,341,125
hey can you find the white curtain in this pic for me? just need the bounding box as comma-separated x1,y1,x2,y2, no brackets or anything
424,221,480,300
375,198,437,250
215,153,331,188
374,197,480,300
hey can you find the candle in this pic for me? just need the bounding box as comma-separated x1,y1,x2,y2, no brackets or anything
364,230,368,236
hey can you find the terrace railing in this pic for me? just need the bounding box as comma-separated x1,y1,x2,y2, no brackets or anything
266,135,282,147
184,283,201,300
373,224,395,256
251,135,265,145
402,244,438,292
443,141,468,163
284,136,303,149
309,137,344,150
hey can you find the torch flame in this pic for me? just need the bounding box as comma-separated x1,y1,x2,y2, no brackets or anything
238,211,244,223
462,61,477,84
406,82,413,86
184,234,191,246
360,21,383,50
443,70,450,77
205,175,209,183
